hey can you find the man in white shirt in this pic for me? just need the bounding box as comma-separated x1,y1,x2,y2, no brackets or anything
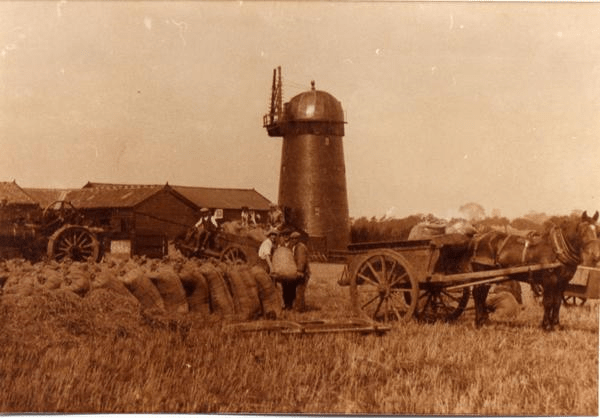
258,228,278,273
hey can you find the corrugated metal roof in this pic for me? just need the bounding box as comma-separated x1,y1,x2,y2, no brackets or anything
84,182,272,211
0,181,38,206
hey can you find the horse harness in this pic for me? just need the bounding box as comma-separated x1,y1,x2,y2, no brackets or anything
471,232,532,267
548,225,580,267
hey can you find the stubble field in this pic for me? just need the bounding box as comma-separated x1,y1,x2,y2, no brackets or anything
0,262,597,415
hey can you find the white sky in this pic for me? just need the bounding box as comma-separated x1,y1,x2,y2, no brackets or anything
1,1,599,220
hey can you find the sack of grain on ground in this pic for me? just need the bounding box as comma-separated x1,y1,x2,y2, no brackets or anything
120,268,165,313
250,265,281,319
199,263,235,318
2,273,36,296
35,267,63,291
147,264,189,314
225,265,262,320
61,266,91,296
178,261,211,315
271,246,298,281
90,268,133,298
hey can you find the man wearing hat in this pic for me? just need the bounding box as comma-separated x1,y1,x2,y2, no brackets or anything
283,231,310,311
258,228,278,273
193,208,218,252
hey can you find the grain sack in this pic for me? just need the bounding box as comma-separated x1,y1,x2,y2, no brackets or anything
246,227,267,243
180,270,211,315
148,265,189,314
445,220,477,237
61,268,91,296
271,246,297,280
408,222,447,240
222,221,243,235
199,263,235,318
3,273,35,296
36,268,63,291
226,265,262,320
90,268,132,298
120,268,165,312
250,265,281,319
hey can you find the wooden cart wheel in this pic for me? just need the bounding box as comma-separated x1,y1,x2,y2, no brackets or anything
562,295,587,307
220,245,248,264
47,225,101,262
415,286,470,323
350,250,418,323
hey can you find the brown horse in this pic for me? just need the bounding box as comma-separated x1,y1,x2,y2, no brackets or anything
470,211,598,331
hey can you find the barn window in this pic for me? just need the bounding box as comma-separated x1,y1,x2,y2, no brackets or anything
214,208,223,219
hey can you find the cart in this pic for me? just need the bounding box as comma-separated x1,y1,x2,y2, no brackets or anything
562,265,600,306
174,229,260,265
345,234,562,323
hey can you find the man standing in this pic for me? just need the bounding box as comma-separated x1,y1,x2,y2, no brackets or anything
284,231,310,312
258,228,278,273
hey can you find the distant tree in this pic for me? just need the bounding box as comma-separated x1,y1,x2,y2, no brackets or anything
523,211,549,225
459,202,485,221
510,217,543,232
475,216,510,232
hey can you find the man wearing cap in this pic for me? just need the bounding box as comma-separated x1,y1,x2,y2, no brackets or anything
284,231,310,311
193,208,218,252
258,228,278,273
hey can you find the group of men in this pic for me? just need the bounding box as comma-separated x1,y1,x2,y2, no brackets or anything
188,204,309,312
258,228,310,312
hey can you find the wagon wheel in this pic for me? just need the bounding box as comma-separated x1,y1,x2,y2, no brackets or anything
415,285,470,323
562,295,587,307
47,225,101,262
220,245,247,264
349,250,419,323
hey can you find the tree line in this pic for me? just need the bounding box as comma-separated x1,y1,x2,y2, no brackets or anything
350,211,582,243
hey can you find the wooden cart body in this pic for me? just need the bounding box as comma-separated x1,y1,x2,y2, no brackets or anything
343,234,563,323
175,229,260,265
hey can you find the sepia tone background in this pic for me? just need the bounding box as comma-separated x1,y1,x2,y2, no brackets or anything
0,1,598,220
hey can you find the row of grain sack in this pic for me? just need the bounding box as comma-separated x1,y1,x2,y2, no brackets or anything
0,257,283,321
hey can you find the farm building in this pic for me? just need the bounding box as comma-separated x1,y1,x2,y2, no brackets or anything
27,183,199,241
0,181,41,222
82,182,272,225
20,181,273,251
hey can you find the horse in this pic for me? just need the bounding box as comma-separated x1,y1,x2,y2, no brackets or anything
469,211,598,331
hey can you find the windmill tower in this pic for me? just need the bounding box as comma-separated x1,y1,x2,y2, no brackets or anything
263,67,350,251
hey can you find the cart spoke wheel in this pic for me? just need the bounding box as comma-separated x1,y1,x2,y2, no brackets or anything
416,286,470,323
562,295,587,307
48,226,100,262
220,245,247,264
350,250,418,323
